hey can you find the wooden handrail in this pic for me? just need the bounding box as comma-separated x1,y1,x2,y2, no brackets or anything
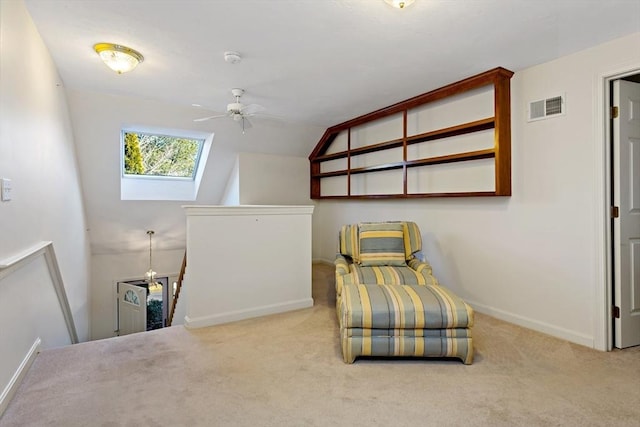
167,251,186,326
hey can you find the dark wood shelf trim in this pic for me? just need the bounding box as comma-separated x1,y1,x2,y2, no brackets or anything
312,138,405,163
406,117,495,145
314,150,493,178
314,191,499,199
309,66,513,199
321,67,512,135
349,138,405,157
314,170,348,178
314,162,404,178
312,150,350,162
350,162,404,175
311,117,493,163
406,149,495,168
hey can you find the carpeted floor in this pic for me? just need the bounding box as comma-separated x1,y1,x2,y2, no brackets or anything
1,263,639,426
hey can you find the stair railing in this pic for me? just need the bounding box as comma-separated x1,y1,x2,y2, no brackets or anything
167,251,186,326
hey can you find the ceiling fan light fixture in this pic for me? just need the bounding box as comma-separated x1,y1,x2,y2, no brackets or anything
227,102,243,113
384,0,415,9
94,42,144,74
224,51,242,64
192,88,263,133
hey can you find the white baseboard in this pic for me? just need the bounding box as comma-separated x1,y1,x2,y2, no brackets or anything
0,337,41,417
468,300,594,348
184,298,314,329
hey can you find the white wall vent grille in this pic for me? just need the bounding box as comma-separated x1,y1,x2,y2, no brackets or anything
527,94,565,122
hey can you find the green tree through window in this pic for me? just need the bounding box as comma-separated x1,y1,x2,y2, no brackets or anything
123,131,203,178
124,132,144,174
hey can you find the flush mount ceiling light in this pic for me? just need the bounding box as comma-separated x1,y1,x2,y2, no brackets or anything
224,51,242,64
384,0,415,9
93,42,144,74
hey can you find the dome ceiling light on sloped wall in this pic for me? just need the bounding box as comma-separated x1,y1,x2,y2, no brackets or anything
384,0,415,9
94,42,144,74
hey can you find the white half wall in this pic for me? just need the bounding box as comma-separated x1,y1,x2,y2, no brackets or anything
183,205,314,327
312,33,640,350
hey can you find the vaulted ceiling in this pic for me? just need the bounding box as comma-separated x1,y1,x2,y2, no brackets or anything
21,0,640,254
25,0,640,127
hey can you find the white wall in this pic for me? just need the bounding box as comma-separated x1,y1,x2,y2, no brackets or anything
221,152,313,206
183,206,314,328
0,0,91,407
312,32,640,350
90,248,184,340
221,157,241,205
237,152,312,205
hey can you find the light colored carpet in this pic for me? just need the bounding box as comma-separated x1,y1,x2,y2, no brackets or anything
1,263,639,426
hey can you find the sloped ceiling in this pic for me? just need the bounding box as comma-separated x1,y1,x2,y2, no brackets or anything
66,89,323,254
22,0,640,254
24,0,640,127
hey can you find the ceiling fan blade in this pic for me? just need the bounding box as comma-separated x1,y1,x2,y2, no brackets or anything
193,113,228,122
241,103,265,116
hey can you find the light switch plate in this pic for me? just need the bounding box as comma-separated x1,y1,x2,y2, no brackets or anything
1,178,12,201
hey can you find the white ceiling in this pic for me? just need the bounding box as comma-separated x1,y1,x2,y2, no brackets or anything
21,0,640,255
24,0,640,128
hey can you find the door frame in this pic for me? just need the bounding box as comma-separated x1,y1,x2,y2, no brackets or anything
595,63,640,351
112,271,179,336
116,280,148,336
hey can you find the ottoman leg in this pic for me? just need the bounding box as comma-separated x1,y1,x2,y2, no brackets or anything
341,331,356,363
461,339,474,365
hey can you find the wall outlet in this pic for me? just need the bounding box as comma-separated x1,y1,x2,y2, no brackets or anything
1,178,12,201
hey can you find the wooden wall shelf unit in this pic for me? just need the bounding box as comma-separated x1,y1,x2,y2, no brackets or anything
308,67,514,199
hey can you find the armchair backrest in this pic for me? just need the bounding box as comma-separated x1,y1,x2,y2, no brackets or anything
338,221,423,264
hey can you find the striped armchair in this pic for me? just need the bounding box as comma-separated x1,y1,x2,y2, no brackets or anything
335,222,438,305
335,222,474,364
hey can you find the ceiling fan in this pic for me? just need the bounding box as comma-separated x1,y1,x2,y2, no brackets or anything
193,88,265,132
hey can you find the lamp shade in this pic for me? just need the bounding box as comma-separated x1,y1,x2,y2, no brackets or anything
94,43,144,74
384,0,415,9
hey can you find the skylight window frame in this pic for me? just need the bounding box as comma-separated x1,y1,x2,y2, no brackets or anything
120,125,214,201
120,129,206,181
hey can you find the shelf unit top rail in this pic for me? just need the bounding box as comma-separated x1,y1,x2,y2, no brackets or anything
309,66,513,160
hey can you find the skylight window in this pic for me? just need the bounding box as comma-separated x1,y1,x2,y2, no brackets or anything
123,131,204,179
120,127,213,201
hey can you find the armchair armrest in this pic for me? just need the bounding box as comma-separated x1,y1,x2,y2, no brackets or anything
335,254,351,276
407,257,439,286
335,254,354,296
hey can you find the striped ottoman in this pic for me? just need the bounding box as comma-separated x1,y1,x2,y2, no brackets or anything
339,283,474,364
